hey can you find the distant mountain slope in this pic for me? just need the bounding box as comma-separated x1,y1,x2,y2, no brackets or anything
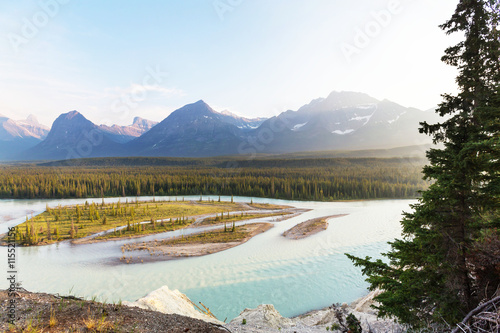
99,117,158,143
218,110,266,130
246,91,438,154
259,144,431,159
127,100,246,157
39,146,428,167
0,114,49,141
0,115,49,160
7,91,441,161
25,111,125,160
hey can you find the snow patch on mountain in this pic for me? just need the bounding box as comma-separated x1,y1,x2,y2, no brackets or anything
348,113,375,127
332,129,355,135
349,114,372,122
387,111,407,124
356,104,376,110
292,122,307,131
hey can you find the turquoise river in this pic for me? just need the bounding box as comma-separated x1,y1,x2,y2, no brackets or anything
0,196,413,321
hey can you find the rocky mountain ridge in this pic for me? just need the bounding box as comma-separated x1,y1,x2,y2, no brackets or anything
1,91,439,160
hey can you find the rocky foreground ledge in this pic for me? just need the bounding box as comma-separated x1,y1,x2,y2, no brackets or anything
1,286,401,332
225,294,402,333
0,288,228,332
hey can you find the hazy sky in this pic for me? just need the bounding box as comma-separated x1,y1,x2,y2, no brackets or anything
0,0,460,126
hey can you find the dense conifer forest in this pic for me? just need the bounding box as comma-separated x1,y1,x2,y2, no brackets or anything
0,157,427,200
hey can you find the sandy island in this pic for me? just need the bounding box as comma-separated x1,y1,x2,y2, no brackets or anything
72,208,302,246
121,223,272,262
2,199,296,247
282,214,348,239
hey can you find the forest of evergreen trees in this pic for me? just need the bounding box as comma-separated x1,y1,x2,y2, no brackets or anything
0,157,427,201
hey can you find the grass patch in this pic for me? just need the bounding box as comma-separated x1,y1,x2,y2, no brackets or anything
200,211,291,225
248,203,290,210
150,225,251,246
6,199,249,246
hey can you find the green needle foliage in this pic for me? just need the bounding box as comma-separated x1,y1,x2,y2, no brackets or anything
0,158,427,201
347,0,500,329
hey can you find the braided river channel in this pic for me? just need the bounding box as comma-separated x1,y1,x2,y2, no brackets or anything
0,196,413,321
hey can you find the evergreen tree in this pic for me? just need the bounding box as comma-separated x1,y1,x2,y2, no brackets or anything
347,0,500,328
46,219,51,241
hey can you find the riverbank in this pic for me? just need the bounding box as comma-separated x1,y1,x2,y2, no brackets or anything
0,287,401,333
0,289,228,332
225,290,402,332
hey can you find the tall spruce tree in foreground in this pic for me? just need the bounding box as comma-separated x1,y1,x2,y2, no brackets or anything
347,0,500,328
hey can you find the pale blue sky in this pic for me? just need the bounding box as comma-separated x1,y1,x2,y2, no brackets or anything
0,0,460,126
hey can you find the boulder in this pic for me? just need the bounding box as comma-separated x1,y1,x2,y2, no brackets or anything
350,289,382,315
124,285,222,325
230,304,294,329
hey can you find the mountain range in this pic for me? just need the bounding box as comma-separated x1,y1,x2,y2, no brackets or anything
99,117,158,143
0,115,50,160
0,91,439,161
